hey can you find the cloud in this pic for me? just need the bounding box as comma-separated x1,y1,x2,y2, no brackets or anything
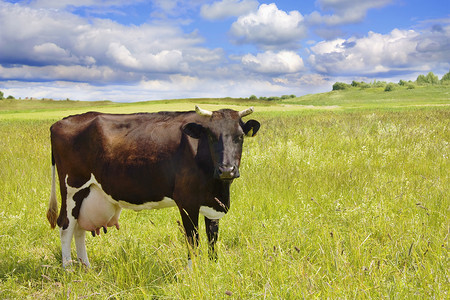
230,3,306,49
0,73,301,101
0,64,119,83
32,42,80,65
106,43,140,69
0,1,208,82
200,0,259,20
242,51,305,74
308,0,393,26
309,26,450,76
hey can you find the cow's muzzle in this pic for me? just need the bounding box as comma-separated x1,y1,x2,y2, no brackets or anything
216,165,240,180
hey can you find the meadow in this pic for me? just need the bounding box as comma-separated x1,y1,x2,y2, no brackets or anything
0,89,449,298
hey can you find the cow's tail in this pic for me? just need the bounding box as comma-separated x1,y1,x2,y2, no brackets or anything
47,151,58,229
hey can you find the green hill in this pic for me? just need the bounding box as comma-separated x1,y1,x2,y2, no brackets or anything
282,85,449,109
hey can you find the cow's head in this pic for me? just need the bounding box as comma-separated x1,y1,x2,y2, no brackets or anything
182,106,260,181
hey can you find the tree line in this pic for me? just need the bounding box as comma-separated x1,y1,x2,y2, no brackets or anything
0,90,16,100
332,70,450,92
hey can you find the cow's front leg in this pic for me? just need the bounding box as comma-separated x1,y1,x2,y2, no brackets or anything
179,207,199,268
205,217,219,261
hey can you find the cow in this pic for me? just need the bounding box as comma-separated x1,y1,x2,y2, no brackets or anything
46,105,260,267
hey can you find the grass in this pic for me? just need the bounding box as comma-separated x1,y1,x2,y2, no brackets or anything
0,89,449,298
283,85,450,109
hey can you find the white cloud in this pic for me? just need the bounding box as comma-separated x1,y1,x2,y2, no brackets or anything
106,42,140,69
0,74,303,101
309,27,450,76
0,1,206,81
242,51,305,74
230,3,306,49
0,64,119,82
32,42,81,65
308,0,393,26
200,0,259,20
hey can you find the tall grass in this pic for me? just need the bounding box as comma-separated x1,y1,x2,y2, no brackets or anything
0,107,448,298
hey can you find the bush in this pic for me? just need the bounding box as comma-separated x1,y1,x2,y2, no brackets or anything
267,96,280,101
351,81,362,87
372,80,387,88
407,84,415,89
360,82,371,89
332,82,350,91
249,95,257,100
384,83,396,92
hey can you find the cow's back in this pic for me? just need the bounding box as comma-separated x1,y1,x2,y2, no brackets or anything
50,111,199,204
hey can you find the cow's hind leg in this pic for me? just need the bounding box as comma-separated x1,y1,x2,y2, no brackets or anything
60,219,76,268
74,224,90,267
205,218,219,261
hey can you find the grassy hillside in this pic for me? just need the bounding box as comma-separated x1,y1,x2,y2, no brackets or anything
283,85,449,108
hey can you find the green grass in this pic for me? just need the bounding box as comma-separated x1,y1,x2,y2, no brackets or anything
283,85,449,109
0,90,449,298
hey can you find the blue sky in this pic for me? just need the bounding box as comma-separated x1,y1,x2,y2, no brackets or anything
0,0,449,101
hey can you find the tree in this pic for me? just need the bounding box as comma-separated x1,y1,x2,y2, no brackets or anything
441,70,450,84
332,82,350,90
249,95,257,100
426,72,439,84
0,90,3,100
417,72,439,85
372,80,387,88
416,74,428,85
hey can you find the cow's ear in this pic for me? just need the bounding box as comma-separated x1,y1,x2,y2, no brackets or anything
182,123,205,139
242,120,260,137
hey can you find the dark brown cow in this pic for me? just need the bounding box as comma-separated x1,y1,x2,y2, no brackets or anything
47,106,260,267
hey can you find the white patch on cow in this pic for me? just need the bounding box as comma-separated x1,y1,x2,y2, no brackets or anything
65,173,176,211
199,206,226,219
62,173,177,267
61,177,81,267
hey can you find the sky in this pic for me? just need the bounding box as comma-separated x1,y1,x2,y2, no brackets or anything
0,0,449,102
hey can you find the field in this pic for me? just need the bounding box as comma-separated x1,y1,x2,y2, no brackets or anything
0,88,449,298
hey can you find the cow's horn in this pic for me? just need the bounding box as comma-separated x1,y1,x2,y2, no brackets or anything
239,107,254,118
195,105,213,117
